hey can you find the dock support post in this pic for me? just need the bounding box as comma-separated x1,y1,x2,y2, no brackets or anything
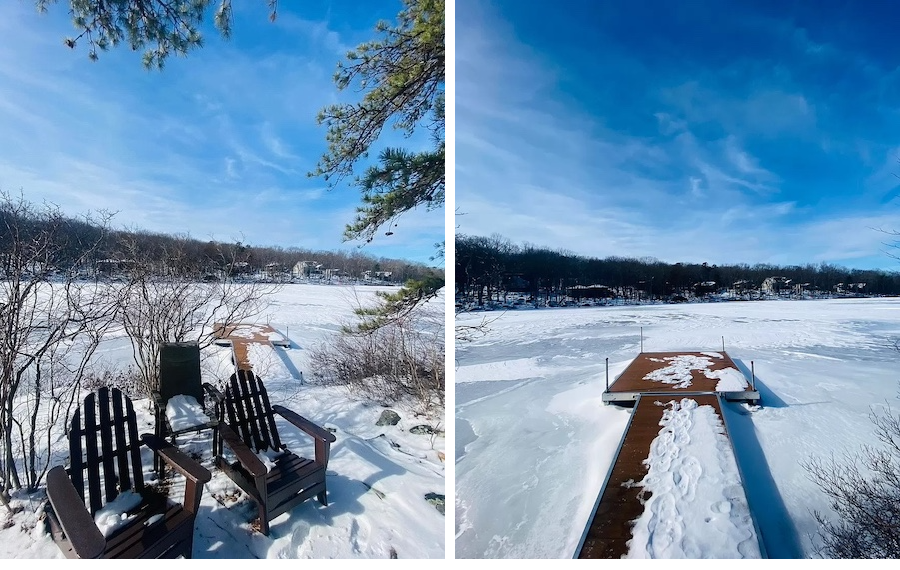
751,360,756,391
640,327,643,353
722,336,725,352
605,358,609,391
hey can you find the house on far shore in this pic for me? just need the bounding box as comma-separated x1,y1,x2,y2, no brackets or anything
761,276,792,295
292,260,321,279
363,270,393,282
567,284,615,300
693,281,718,296
232,261,252,275
834,282,866,295
794,282,813,295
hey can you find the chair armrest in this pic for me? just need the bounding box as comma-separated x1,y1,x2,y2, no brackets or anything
203,382,224,404
141,434,211,484
151,392,166,441
45,466,105,559
142,434,211,515
218,423,267,478
272,405,336,443
272,406,335,468
152,390,165,421
202,383,224,419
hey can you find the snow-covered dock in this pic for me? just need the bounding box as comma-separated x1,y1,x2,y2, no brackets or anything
212,323,290,371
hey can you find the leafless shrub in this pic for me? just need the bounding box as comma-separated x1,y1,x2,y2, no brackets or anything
803,405,900,558
82,364,144,399
309,293,444,413
1,192,118,495
114,233,280,399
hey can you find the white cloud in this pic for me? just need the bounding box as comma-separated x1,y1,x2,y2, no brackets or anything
225,158,239,179
689,176,704,198
273,14,352,57
725,136,766,175
0,3,442,262
455,3,897,270
661,82,816,138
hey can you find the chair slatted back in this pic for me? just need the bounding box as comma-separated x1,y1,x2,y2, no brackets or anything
224,370,282,453
69,387,144,516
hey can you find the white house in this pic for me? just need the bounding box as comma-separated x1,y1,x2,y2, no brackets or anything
761,276,791,294
292,260,322,278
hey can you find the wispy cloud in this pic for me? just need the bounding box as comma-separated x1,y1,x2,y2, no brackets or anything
661,82,816,139
456,0,900,270
0,2,442,264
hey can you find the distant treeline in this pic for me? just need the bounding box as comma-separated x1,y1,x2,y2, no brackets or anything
456,234,900,303
1,200,440,283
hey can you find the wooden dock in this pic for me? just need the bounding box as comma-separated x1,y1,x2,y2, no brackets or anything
212,323,289,371
575,351,766,558
602,351,759,405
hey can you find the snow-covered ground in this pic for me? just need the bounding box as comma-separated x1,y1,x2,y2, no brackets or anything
455,297,900,558
1,284,446,559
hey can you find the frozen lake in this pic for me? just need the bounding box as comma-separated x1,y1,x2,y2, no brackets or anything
454,297,900,558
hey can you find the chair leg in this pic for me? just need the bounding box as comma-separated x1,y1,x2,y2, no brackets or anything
154,424,164,476
183,533,195,559
258,504,270,536
317,491,327,507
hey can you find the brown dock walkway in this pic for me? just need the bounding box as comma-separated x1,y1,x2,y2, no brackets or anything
575,351,766,559
578,393,725,558
212,323,289,371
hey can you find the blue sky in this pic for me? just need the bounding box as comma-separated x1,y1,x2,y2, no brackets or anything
456,0,900,270
0,1,443,265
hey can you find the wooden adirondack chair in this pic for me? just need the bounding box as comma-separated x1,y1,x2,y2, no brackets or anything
151,342,220,474
210,370,336,535
44,387,212,559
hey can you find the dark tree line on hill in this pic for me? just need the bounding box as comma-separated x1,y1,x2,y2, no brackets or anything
101,229,439,283
0,201,438,283
456,233,900,304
